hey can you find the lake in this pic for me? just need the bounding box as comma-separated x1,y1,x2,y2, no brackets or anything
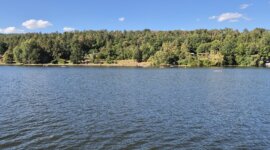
0,66,270,149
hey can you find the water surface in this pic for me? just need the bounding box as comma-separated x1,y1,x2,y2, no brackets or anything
0,67,270,149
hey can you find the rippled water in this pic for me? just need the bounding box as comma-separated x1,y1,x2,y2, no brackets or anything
1,67,270,149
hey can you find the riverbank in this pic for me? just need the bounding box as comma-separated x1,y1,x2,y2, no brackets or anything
0,60,269,68
1,63,268,68
0,60,152,68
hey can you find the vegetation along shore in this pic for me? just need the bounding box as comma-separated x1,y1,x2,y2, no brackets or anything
1,28,270,67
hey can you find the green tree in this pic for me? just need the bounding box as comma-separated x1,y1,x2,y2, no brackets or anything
197,43,211,53
13,40,51,64
70,40,84,64
13,46,23,63
3,50,14,64
221,36,237,65
0,42,8,55
133,48,143,62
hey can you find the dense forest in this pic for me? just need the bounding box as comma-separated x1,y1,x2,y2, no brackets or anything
0,28,270,67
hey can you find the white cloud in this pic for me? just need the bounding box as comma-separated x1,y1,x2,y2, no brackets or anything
209,16,217,20
240,4,251,9
63,27,75,32
118,17,125,22
217,13,243,22
209,12,249,22
22,19,52,29
0,27,24,34
229,19,239,22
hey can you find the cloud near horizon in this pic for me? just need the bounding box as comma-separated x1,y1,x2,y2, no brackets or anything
240,4,251,9
63,27,76,32
0,27,24,34
118,17,125,22
22,19,52,29
209,12,250,22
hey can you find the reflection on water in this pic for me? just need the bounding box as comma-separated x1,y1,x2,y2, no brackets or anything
0,67,270,149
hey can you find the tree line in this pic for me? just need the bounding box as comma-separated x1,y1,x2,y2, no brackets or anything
0,28,270,66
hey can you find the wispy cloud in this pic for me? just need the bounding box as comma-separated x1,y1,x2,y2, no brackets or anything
209,12,250,22
209,16,216,20
63,27,75,32
0,27,24,34
118,17,125,22
22,19,52,29
240,3,252,9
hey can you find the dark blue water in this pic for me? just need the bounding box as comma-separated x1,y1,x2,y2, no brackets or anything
0,66,270,149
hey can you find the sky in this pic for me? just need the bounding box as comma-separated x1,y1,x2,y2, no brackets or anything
0,0,270,33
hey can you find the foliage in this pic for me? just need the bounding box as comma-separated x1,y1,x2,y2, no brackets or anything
0,28,270,66
3,50,14,64
13,40,52,64
0,42,8,55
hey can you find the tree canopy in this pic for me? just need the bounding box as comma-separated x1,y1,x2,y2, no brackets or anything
0,28,270,66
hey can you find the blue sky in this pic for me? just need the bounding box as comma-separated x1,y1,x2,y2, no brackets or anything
0,0,270,33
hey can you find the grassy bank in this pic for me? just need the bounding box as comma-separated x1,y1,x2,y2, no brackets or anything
0,60,152,68
1,63,268,68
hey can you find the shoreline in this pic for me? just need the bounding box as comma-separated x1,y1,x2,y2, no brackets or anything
0,63,152,68
0,63,268,68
